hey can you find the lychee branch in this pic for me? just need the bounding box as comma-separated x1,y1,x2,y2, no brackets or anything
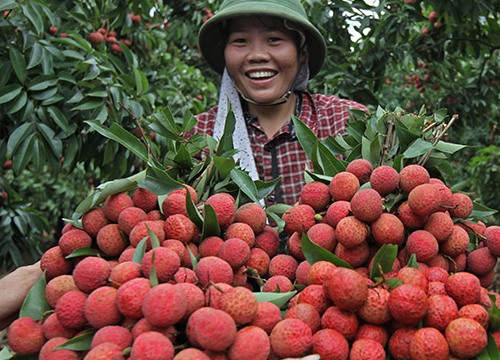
418,114,459,166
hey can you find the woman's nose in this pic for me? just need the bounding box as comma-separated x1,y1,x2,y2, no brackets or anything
246,41,271,62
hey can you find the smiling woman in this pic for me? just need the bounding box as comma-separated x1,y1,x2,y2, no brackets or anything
188,0,368,206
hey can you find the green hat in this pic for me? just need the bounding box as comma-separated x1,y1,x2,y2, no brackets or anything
198,0,326,78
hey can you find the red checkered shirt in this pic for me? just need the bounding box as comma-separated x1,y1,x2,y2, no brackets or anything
191,91,368,206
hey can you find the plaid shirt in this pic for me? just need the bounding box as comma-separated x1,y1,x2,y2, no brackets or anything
191,92,368,206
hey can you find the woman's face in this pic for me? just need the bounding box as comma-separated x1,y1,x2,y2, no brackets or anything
224,16,303,104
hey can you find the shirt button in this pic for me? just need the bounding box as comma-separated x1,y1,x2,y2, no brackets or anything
264,144,271,151
267,195,275,203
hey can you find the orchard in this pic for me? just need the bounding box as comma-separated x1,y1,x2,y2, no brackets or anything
0,0,499,359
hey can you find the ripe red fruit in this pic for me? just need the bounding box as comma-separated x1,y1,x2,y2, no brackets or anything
7,317,45,355
3,159,12,169
428,11,438,22
89,31,104,45
110,43,122,53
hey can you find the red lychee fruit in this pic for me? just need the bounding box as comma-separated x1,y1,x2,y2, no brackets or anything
109,261,142,286
298,284,332,315
58,228,92,256
116,277,152,319
335,241,370,268
307,260,337,285
370,165,400,196
129,220,165,249
388,327,417,360
130,331,174,360
448,192,473,219
329,171,360,201
39,336,80,360
89,31,104,44
42,313,78,339
186,307,237,352
458,303,490,329
285,302,321,333
350,338,386,360
132,187,158,212
282,204,316,235
82,207,110,237
307,222,336,252
321,305,359,340
371,213,405,246
254,225,280,257
324,200,351,227
358,287,391,325
175,282,205,320
445,318,488,358
130,318,176,341
194,256,234,287
409,327,449,360
117,206,147,235
7,317,45,355
175,348,210,359
234,202,267,234
270,318,312,358
439,224,470,257
162,192,189,218
299,181,331,211
485,225,500,256
218,286,258,325
96,223,128,257
142,283,187,327
226,325,270,360
91,325,132,350
467,246,497,276
73,256,111,293
346,159,373,184
164,213,197,243
55,290,88,329
142,247,181,283
173,266,198,283
103,193,134,222
399,164,430,194
335,215,369,249
405,230,439,263
323,267,368,311
45,274,78,308
224,222,255,247
396,201,427,230
423,294,459,331
262,274,294,293
204,282,232,309
268,254,298,281
204,192,236,229
355,323,388,346
423,211,454,242
84,286,122,328
311,328,349,360
170,184,198,204
388,284,428,326
425,266,449,283
198,235,224,258
250,301,282,334
445,271,481,307
246,247,270,277
407,183,442,217
396,266,428,292
350,188,383,222
217,238,251,270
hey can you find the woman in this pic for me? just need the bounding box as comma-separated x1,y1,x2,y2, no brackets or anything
192,0,368,206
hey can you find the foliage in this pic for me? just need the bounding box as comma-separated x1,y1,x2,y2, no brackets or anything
0,0,498,268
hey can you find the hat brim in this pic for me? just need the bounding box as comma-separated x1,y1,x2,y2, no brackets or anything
198,3,326,78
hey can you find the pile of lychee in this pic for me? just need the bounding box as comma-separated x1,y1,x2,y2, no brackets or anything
5,160,500,359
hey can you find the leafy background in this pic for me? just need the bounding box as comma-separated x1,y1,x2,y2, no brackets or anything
0,0,499,270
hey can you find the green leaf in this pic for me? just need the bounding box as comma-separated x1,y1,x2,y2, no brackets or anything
470,201,498,219
47,107,75,135
28,75,58,91
369,244,398,280
216,110,236,155
9,48,27,83
402,138,433,159
185,190,203,228
434,141,467,154
85,121,149,162
253,291,297,309
6,92,28,114
0,84,23,104
71,99,103,111
0,346,13,360
139,166,184,196
133,238,148,264
187,244,199,270
27,43,43,69
0,0,18,12
316,141,346,176
54,330,94,351
201,204,221,239
149,252,159,286
302,233,353,268
477,333,500,360
19,273,49,320
407,253,418,268
255,177,281,201
292,116,318,161
230,168,261,204
133,67,149,96
21,4,44,34
65,247,102,259
146,225,160,249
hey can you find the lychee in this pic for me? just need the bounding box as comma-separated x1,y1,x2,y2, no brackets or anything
324,200,351,227
445,318,487,359
262,275,294,293
226,325,270,360
448,192,473,219
198,236,224,258
84,286,122,328
285,302,321,333
329,171,360,201
103,193,134,222
204,192,236,229
7,317,45,355
254,226,280,257
323,267,368,311
311,328,349,360
234,202,267,234
299,181,331,211
399,164,430,194
388,284,428,326
141,247,181,283
129,220,165,249
91,325,132,350
409,327,449,360
194,256,234,287
370,165,400,196
321,305,359,340
298,284,332,315
405,230,439,263
82,207,110,237
39,336,79,360
270,318,312,358
218,286,258,325
55,290,88,329
439,224,470,257
307,223,336,252
423,211,454,242
485,225,500,256
467,246,497,276
164,214,197,243
423,294,459,331
116,277,152,319
268,254,298,281
45,274,78,308
370,213,405,246
132,187,158,212
335,216,369,249
250,301,282,334
350,188,383,222
186,307,237,352
307,260,337,285
162,192,189,218
358,287,391,325
349,338,386,360
109,261,142,286
73,256,111,293
217,237,251,269
355,323,388,346
407,183,442,217
58,228,92,256
117,206,147,235
282,204,316,235
142,283,187,327
246,247,270,277
396,201,427,230
42,313,78,339
346,159,373,184
130,331,174,360
445,271,481,307
335,241,370,268
96,223,128,257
